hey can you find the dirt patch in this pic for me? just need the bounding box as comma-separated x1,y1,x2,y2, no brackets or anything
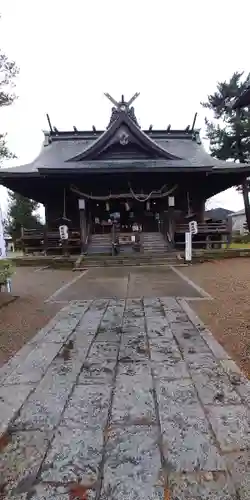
0,268,78,368
0,292,17,309
182,259,250,377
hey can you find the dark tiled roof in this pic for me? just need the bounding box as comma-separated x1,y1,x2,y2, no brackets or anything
0,133,248,176
0,113,249,177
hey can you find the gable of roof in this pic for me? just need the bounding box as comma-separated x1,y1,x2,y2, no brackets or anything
66,111,181,162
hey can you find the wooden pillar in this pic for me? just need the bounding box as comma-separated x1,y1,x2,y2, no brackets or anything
192,198,205,222
198,200,205,222
78,199,87,253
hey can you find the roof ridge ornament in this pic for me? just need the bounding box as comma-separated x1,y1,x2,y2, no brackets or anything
192,129,202,145
104,92,140,127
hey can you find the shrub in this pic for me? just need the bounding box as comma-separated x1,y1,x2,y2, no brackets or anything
0,259,14,284
232,233,250,244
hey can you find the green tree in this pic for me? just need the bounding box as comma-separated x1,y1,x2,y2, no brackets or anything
202,72,250,230
5,192,43,240
0,36,19,164
0,19,42,242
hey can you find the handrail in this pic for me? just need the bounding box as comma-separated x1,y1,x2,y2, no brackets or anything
159,218,175,250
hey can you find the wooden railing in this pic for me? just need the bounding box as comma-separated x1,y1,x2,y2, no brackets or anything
158,222,230,250
20,227,81,255
174,222,230,250
175,222,230,234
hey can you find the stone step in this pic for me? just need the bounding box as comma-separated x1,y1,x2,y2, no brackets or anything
76,260,186,268
89,240,111,244
143,245,166,249
74,252,185,268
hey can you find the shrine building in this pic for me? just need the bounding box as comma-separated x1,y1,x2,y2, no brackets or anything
1,93,250,256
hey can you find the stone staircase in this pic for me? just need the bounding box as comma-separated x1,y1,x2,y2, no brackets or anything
87,233,112,255
142,231,169,254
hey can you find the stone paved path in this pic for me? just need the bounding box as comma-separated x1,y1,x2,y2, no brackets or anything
0,297,250,499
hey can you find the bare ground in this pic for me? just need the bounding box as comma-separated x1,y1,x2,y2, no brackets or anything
0,267,77,367
182,258,250,377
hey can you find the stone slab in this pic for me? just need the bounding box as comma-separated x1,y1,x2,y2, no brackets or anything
164,309,189,324
41,426,103,485
100,426,164,499
160,296,182,310
225,451,250,500
87,341,119,363
207,405,250,452
0,430,51,498
111,365,155,425
95,327,121,343
119,335,149,363
78,359,116,385
72,302,109,341
151,359,190,381
168,472,237,499
149,338,182,362
61,383,112,428
146,316,173,340
0,343,37,382
191,369,242,406
185,351,219,371
234,377,250,407
173,328,211,355
161,405,225,473
3,342,62,385
143,298,164,318
12,352,83,430
0,384,35,435
157,378,200,412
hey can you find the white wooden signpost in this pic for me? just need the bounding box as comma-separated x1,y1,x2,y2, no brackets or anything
0,205,11,293
185,220,198,262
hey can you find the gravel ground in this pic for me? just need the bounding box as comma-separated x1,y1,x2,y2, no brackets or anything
182,258,250,377
0,267,77,367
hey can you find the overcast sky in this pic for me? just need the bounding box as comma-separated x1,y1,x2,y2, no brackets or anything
0,0,249,215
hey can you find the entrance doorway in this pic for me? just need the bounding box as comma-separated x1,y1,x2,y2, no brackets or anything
89,199,161,234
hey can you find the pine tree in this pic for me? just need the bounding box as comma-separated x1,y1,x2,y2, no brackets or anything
202,72,250,230
6,192,43,240
0,36,19,164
